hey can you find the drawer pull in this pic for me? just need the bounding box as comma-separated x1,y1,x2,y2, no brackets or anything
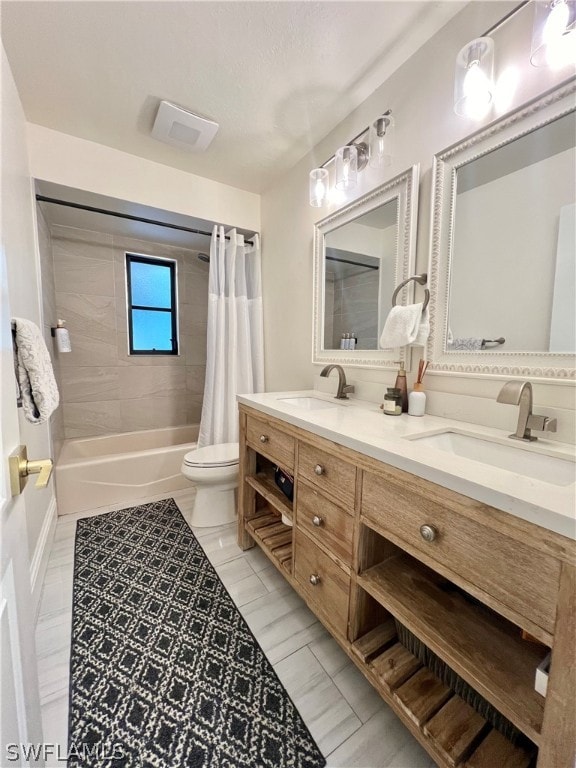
420,524,438,542
314,464,325,476
309,574,321,586
259,435,269,443
312,515,324,527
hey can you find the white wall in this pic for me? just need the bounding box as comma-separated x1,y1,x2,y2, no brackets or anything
26,123,261,233
2,47,57,576
260,1,576,430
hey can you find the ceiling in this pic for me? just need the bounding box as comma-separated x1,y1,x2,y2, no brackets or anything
2,1,466,195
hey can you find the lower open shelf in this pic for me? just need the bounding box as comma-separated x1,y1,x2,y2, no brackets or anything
357,553,545,745
245,510,293,574
351,623,537,768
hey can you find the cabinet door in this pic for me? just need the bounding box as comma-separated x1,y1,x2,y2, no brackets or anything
294,529,350,639
362,471,561,634
297,481,354,565
246,414,295,470
298,442,356,509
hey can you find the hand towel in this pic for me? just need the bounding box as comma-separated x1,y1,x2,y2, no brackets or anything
447,337,483,351
412,307,430,347
379,303,424,349
12,317,60,424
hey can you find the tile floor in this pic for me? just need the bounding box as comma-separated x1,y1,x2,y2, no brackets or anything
36,488,435,768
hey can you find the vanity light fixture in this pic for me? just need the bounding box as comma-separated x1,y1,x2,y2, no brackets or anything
369,111,394,169
454,37,495,119
530,0,576,68
308,113,394,206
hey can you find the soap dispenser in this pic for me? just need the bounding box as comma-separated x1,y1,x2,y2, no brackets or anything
393,360,409,413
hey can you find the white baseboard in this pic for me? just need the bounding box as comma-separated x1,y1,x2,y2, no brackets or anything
30,497,57,617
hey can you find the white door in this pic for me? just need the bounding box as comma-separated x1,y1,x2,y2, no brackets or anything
0,241,44,762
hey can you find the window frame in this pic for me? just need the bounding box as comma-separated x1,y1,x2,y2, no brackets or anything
126,253,179,356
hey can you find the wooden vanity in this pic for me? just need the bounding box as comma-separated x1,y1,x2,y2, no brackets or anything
237,403,576,768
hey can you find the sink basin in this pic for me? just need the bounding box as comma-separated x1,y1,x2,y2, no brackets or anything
407,430,575,487
277,396,339,410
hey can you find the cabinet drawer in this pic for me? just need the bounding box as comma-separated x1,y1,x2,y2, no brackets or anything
294,528,350,638
246,415,295,470
298,442,356,510
297,481,354,565
361,470,561,634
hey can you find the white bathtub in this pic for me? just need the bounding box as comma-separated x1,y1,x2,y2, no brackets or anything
55,425,198,515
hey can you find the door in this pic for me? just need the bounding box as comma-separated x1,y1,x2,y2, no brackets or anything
0,246,44,764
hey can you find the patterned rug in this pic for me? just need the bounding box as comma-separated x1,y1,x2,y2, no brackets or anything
68,498,326,768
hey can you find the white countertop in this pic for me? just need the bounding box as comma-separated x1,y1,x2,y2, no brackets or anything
238,390,576,541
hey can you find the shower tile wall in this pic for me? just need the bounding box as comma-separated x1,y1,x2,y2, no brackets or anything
37,209,65,460
332,270,379,350
50,225,208,438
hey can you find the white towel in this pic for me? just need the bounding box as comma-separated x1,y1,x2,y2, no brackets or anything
379,303,424,349
412,307,430,347
12,317,60,424
447,337,483,351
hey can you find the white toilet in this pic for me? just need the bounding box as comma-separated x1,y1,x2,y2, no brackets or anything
181,443,239,527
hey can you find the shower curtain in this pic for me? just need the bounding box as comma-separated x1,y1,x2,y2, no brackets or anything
197,226,264,447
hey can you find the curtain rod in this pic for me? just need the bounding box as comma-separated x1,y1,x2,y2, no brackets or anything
326,255,378,271
35,195,255,246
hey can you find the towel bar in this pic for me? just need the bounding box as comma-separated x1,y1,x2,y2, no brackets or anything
391,273,429,312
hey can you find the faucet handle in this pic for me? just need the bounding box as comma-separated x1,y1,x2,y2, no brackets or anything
343,384,355,394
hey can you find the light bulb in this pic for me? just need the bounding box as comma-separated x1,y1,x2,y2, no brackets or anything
454,38,494,119
544,0,569,43
335,145,358,190
309,168,329,207
462,60,492,118
531,0,576,67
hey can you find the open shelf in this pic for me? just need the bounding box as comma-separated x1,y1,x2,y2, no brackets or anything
350,625,536,768
358,555,545,745
246,472,292,522
245,510,293,573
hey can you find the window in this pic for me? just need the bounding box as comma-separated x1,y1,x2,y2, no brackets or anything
126,254,178,355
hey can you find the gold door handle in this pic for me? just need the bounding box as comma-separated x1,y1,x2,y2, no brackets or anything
9,446,53,495
26,459,53,488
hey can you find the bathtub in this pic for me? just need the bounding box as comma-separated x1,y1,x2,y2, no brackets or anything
55,425,198,515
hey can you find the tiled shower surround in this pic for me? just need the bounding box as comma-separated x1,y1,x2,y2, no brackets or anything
46,223,208,439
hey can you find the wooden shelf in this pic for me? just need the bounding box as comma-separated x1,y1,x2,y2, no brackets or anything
245,511,293,573
350,632,535,768
358,555,545,745
246,473,292,522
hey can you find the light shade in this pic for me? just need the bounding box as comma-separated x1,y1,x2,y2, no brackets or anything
309,168,329,207
335,145,359,190
454,37,495,119
369,113,394,168
530,0,576,68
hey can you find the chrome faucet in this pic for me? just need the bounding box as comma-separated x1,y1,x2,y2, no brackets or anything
496,380,557,442
320,364,355,400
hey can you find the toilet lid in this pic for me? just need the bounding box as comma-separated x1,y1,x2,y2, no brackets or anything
183,442,239,468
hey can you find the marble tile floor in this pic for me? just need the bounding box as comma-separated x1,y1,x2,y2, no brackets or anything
36,488,435,768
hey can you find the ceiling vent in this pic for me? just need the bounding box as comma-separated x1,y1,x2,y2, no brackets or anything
151,100,219,153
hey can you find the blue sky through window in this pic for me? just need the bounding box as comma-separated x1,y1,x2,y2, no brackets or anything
130,260,171,308
127,255,177,354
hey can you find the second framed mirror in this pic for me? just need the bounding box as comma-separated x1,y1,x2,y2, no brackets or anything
313,165,420,369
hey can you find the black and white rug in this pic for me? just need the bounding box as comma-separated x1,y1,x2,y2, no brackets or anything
68,498,326,768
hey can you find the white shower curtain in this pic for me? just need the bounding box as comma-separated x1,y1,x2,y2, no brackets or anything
197,226,264,447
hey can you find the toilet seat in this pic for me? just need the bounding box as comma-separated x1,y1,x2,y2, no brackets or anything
183,442,239,469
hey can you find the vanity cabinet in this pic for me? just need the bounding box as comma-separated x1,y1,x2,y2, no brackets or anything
238,404,576,768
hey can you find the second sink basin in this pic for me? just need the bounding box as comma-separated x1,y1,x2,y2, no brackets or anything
407,429,575,487
278,396,339,410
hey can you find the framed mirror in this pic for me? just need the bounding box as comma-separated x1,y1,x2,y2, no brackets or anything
428,80,576,380
313,165,420,368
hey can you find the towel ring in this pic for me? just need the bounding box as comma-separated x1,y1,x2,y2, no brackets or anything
391,273,429,312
